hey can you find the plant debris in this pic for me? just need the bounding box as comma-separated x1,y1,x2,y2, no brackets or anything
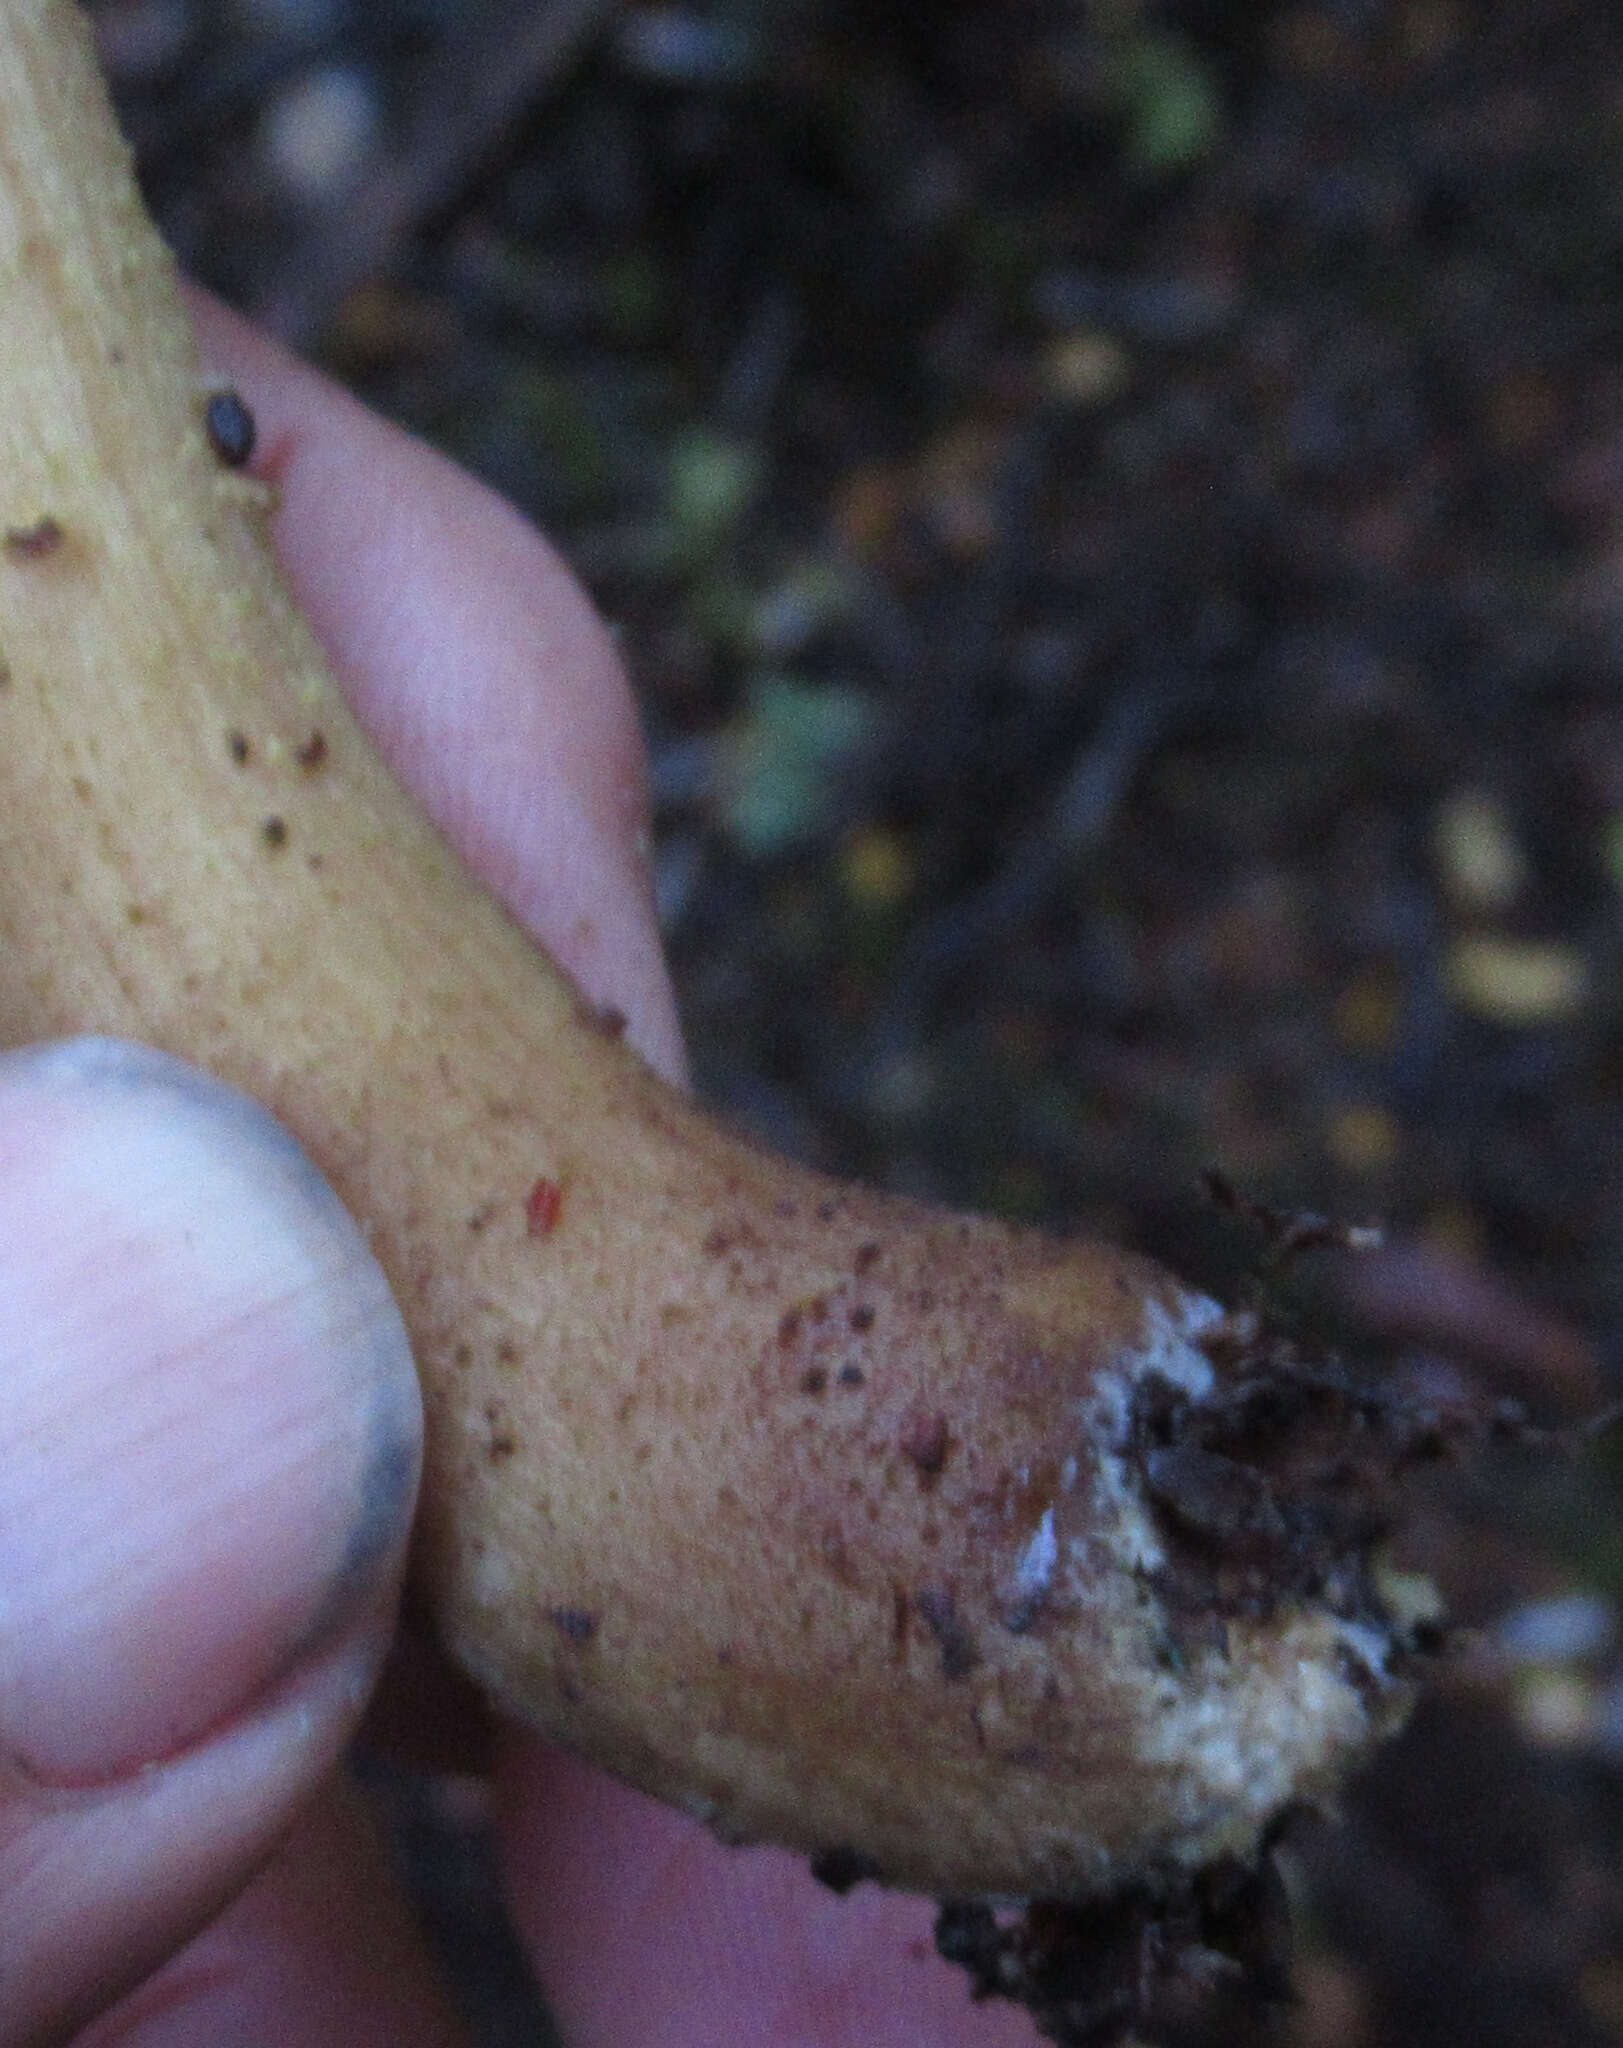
935,1853,1294,2048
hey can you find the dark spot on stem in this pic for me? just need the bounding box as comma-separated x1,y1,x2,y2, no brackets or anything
4,516,63,561
226,728,250,764
914,1585,979,1679
204,389,257,468
576,998,628,1039
900,1409,950,1481
294,729,328,770
550,1607,599,1645
261,816,288,849
484,1402,517,1461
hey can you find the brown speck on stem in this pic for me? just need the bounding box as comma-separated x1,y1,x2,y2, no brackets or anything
226,728,250,764
4,515,63,560
261,815,288,849
484,1401,517,1461
294,729,328,770
576,998,628,1039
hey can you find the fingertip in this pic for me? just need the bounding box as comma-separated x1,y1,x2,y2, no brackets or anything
0,1037,422,2041
498,1740,1034,2048
0,1035,420,1786
74,1781,466,2048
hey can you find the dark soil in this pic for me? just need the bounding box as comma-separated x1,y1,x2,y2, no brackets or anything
101,2,1623,2042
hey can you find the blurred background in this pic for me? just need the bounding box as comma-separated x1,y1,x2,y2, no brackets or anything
95,0,1623,2040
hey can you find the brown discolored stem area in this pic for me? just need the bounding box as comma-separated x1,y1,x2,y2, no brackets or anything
0,0,1416,1924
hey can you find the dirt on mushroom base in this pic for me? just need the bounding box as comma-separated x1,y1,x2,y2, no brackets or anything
926,1300,1518,2048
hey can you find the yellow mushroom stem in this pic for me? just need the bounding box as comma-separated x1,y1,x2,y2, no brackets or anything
0,0,1416,1908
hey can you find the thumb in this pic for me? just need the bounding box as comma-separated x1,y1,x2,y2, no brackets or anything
0,1037,422,2046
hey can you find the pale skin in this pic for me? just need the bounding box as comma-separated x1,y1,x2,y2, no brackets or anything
14,294,1030,2048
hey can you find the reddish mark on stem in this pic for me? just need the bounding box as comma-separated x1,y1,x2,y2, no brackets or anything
527,1177,564,1237
899,1408,951,1481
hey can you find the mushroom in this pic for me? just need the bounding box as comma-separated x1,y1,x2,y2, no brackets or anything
0,0,1419,1976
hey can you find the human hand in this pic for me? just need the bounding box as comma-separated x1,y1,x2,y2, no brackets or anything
0,300,1030,2046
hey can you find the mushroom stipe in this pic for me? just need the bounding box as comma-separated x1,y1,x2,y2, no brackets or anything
0,4,1431,2035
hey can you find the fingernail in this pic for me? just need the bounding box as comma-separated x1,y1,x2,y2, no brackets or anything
0,1037,421,1785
